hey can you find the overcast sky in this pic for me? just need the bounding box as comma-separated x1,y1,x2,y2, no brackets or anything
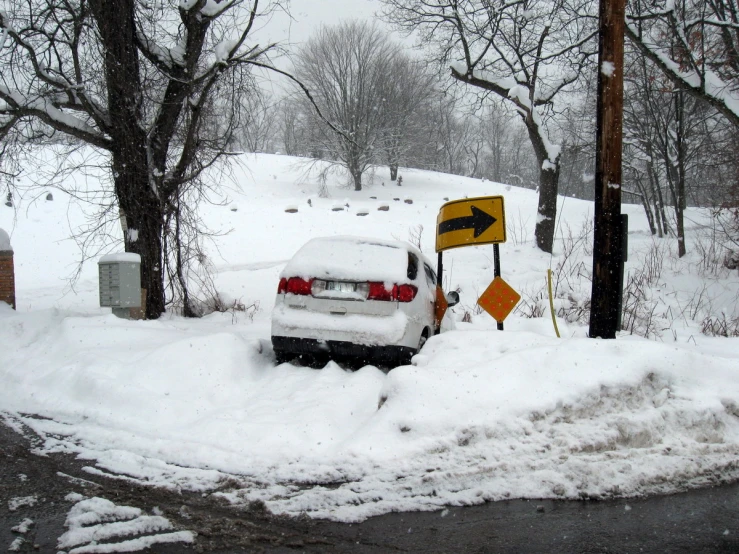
254,0,407,94
260,0,382,47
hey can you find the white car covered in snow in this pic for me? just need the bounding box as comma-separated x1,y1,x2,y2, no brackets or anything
271,235,459,366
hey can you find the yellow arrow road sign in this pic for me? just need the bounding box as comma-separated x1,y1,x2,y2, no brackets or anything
435,196,506,252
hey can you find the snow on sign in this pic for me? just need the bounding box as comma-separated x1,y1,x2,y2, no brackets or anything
477,276,521,323
435,196,506,252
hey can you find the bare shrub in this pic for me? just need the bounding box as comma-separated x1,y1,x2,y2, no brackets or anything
517,218,594,326
507,210,530,246
620,269,661,338
460,301,485,320
317,182,330,199
552,221,592,297
514,286,547,319
676,284,712,322
458,282,485,322
640,239,667,285
501,215,736,340
701,313,739,337
692,222,730,277
556,292,591,325
580,215,594,257
694,236,725,276
191,294,259,322
408,224,424,251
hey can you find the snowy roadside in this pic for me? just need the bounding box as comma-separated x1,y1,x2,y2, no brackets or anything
3,418,738,553
2,152,738,523
2,303,739,522
0,420,326,553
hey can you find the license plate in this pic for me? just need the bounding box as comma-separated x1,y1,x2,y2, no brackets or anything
326,281,357,293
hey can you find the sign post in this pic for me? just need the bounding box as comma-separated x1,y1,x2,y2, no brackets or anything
435,196,519,330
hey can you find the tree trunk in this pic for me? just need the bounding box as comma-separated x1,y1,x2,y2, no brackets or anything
675,89,687,258
350,166,363,191
171,198,196,317
121,188,165,318
90,0,165,318
636,179,657,235
534,163,560,253
645,156,664,237
522,115,560,254
642,196,656,235
657,183,670,236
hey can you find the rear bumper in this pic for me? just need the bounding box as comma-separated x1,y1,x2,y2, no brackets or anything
272,336,415,366
271,303,417,348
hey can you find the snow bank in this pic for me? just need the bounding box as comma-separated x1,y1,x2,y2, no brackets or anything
1,307,738,522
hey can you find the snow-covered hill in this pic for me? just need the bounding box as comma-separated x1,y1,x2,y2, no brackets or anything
1,153,738,522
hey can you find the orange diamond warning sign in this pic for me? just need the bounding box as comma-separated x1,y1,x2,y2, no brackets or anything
477,276,521,323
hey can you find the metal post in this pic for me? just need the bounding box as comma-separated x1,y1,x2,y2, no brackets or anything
493,243,503,331
589,0,626,339
616,214,628,329
435,252,444,336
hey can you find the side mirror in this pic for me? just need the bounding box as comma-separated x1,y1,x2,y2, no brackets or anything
445,291,460,307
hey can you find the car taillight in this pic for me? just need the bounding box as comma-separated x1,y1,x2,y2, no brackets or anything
367,282,417,302
396,284,418,302
281,277,313,295
368,282,395,301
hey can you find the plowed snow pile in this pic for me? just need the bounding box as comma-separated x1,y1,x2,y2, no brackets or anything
1,153,738,521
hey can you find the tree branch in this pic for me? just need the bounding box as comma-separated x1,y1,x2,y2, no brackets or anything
625,23,739,128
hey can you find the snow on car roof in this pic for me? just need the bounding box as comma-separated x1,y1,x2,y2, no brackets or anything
282,235,424,283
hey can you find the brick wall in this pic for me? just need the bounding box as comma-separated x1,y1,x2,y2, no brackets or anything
0,251,15,309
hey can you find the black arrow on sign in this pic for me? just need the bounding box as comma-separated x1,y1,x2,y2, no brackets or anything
439,205,497,238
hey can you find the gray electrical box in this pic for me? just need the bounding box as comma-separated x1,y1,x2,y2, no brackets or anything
98,253,142,309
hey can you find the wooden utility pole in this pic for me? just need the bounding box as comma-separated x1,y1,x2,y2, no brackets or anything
589,0,627,339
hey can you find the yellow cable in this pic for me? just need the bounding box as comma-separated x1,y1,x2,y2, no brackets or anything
547,269,561,338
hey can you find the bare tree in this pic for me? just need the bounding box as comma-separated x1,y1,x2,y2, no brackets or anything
426,93,473,176
623,34,736,256
624,0,739,257
277,100,304,156
237,88,279,153
381,0,598,253
377,56,437,181
626,0,739,128
478,102,538,187
0,0,292,318
294,21,433,191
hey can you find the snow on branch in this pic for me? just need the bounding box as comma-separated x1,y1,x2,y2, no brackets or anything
179,0,239,19
0,84,109,148
625,0,739,128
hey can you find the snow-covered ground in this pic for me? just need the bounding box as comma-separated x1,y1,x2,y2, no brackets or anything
1,153,738,523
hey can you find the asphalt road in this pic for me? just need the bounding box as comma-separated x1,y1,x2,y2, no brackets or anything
2,420,738,553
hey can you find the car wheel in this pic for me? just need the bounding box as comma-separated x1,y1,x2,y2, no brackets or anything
418,329,430,351
274,350,293,364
